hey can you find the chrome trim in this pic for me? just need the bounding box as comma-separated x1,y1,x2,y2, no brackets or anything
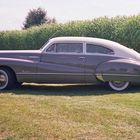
84,53,116,57
96,73,140,77
96,74,104,82
16,72,92,76
45,52,84,55
102,73,140,77
79,56,85,59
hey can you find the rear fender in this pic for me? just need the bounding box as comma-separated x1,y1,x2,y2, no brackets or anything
95,59,140,82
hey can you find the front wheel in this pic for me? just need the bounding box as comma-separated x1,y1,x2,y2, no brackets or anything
108,81,129,91
0,68,15,90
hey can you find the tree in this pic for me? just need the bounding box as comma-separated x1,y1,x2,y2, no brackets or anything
23,7,56,29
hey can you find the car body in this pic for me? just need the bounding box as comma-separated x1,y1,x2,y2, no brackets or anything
0,37,140,91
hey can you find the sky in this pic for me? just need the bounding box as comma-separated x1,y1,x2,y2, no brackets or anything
0,0,139,31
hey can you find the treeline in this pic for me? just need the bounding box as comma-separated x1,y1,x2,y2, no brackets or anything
0,15,140,51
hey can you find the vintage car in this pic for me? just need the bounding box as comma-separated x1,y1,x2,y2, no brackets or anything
0,37,140,91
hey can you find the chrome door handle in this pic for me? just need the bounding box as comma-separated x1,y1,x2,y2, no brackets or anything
79,57,85,59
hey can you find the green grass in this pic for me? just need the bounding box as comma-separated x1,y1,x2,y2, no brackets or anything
0,84,140,140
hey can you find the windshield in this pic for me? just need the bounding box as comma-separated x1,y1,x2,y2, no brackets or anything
40,40,49,51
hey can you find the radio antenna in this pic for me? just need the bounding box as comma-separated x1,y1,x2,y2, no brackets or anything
48,30,60,40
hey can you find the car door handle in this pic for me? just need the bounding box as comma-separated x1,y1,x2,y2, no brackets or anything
79,57,85,59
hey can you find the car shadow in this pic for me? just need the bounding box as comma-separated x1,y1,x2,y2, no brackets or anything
2,84,140,96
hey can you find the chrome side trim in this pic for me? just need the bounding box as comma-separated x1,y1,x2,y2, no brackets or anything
96,73,140,82
16,72,92,76
96,74,104,82
102,73,140,77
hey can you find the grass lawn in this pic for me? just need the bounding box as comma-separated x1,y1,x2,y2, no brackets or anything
0,84,140,140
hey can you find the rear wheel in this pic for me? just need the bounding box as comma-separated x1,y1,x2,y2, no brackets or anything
108,81,129,91
0,68,16,90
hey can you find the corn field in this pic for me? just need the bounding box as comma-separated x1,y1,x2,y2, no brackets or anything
0,15,140,51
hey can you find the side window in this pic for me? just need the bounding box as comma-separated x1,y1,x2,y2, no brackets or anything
47,43,83,53
56,43,83,53
86,44,114,55
46,44,56,53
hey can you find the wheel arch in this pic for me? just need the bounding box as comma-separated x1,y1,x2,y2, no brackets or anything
0,65,17,81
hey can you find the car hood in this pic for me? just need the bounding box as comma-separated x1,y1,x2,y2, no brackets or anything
0,50,41,61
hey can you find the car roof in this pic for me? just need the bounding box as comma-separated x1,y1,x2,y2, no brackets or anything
50,37,118,45
49,37,123,49
48,37,136,58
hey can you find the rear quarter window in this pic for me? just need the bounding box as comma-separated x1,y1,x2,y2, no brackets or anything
86,44,114,55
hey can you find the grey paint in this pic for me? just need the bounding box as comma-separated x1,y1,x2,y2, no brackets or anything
0,37,140,84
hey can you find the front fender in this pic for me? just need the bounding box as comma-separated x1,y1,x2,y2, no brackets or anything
95,59,140,82
0,57,37,74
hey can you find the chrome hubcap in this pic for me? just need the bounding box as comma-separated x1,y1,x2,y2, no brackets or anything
109,81,129,91
111,81,126,88
0,70,8,89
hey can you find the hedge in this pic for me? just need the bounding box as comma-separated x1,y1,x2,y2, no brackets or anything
0,15,140,51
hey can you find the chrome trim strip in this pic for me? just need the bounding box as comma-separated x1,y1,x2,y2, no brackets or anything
96,73,140,77
45,52,84,55
84,53,115,57
16,72,92,76
96,74,104,82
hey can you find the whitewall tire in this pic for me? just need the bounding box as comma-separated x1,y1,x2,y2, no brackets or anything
108,81,129,91
0,68,15,90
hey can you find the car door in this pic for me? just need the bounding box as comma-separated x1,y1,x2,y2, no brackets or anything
84,43,117,83
37,42,85,83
